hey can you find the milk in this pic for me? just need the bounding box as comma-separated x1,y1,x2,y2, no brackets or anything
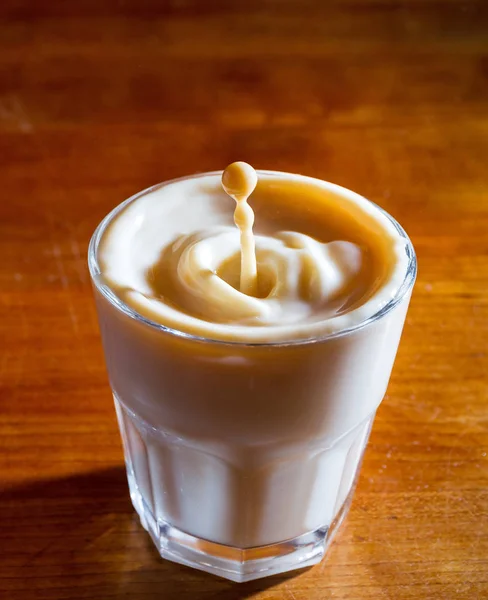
89,167,416,580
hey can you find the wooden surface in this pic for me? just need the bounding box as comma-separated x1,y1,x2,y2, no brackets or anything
1,1,487,598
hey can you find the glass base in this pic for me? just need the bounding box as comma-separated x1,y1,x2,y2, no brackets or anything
127,466,351,582
114,393,371,582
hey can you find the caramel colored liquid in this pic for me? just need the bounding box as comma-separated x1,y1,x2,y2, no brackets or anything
99,171,405,342
221,161,258,296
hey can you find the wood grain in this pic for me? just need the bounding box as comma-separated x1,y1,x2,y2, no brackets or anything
1,1,487,598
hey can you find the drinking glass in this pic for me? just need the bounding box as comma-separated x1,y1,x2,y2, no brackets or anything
88,173,416,582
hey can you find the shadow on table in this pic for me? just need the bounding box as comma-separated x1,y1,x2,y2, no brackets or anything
0,467,310,600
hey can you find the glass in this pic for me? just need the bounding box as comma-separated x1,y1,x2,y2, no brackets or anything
88,172,417,582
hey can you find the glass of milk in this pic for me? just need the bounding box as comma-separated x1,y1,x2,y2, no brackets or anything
88,170,417,582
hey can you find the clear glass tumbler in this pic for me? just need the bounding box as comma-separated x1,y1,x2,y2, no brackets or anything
88,173,416,582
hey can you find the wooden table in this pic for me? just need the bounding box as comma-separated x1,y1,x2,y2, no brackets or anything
1,1,487,598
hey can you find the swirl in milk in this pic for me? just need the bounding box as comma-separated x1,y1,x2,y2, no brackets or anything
98,166,407,341
166,228,362,325
155,161,360,326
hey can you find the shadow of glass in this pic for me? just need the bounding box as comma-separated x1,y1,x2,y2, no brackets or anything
0,467,309,600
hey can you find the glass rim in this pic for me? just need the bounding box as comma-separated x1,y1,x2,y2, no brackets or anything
88,170,417,347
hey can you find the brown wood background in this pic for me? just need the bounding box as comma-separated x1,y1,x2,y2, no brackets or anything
1,1,487,598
